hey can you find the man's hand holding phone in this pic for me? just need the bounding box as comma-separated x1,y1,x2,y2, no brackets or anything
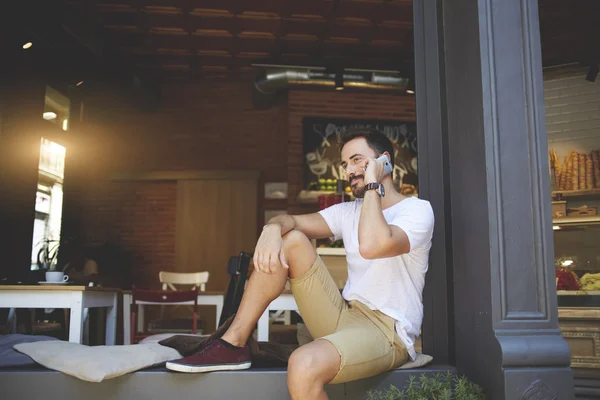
364,154,393,183
253,224,289,275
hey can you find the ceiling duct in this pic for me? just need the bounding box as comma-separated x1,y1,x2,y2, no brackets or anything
253,65,410,95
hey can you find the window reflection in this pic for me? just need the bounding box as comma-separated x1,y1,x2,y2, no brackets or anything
43,86,70,132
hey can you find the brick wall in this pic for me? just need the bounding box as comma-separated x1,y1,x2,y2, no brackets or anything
77,180,177,290
68,81,416,288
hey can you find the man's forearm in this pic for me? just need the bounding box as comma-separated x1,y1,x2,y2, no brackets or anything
265,214,296,236
358,191,392,257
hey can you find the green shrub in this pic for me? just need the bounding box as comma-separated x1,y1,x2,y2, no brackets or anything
366,372,486,400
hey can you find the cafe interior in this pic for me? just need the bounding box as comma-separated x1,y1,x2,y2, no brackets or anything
0,0,599,398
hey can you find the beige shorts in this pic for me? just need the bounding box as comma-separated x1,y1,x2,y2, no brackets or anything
289,255,408,384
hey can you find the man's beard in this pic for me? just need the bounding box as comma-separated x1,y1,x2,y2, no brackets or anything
350,175,366,198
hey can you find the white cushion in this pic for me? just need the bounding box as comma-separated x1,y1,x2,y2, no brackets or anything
398,353,433,369
14,341,181,382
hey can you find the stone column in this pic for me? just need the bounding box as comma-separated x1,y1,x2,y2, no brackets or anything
421,0,575,398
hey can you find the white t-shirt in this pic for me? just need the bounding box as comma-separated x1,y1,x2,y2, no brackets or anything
319,196,434,360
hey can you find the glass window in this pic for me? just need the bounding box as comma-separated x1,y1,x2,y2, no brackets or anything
545,67,600,306
30,138,66,270
43,86,70,131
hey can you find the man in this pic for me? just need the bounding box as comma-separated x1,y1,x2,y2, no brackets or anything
166,128,435,399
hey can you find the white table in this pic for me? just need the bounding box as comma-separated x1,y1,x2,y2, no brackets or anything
122,290,224,345
1,285,118,344
257,291,299,342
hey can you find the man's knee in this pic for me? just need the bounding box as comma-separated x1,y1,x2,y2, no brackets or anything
287,344,338,384
281,230,316,275
288,347,321,382
282,230,312,252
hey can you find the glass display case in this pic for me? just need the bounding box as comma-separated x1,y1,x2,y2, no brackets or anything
545,67,600,374
552,192,600,307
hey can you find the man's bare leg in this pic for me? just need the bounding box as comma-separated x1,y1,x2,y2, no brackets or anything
221,230,317,347
287,339,341,400
221,230,341,400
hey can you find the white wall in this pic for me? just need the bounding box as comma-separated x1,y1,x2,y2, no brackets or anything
545,71,600,158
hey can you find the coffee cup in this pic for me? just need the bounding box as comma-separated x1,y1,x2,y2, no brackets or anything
46,271,69,283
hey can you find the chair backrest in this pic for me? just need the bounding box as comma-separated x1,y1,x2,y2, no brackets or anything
130,286,199,343
132,287,199,304
218,252,251,327
159,271,209,292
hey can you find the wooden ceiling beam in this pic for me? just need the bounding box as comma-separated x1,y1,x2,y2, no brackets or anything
360,1,407,50
84,0,583,78
271,0,293,66
227,0,245,75
315,0,341,66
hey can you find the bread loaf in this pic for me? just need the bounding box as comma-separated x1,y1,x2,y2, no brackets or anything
572,151,580,190
551,149,561,189
586,153,594,190
558,156,566,191
593,150,600,189
579,153,586,190
565,151,574,190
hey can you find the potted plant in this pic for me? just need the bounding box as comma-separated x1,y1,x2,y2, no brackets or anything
367,372,486,400
36,238,61,271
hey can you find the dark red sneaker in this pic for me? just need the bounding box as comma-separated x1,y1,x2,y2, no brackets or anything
166,338,251,373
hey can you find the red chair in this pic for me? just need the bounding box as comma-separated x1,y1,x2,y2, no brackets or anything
131,286,199,344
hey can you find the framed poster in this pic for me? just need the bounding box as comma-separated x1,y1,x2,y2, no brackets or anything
302,117,418,194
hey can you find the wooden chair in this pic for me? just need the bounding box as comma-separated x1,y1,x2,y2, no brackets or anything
131,286,199,344
218,252,251,327
157,271,209,324
159,271,209,292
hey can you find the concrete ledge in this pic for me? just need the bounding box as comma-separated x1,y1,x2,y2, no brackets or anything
0,365,456,400
575,375,600,399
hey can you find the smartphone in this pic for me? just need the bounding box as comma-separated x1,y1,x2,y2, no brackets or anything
377,155,393,175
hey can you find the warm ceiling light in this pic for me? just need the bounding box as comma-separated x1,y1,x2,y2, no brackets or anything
23,42,33,49
335,70,344,91
76,80,84,86
62,119,68,131
406,79,415,95
43,112,57,120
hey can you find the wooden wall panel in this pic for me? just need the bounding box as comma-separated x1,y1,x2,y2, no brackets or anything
176,178,258,291
175,177,257,331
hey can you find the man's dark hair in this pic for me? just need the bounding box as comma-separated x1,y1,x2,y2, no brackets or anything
339,127,395,166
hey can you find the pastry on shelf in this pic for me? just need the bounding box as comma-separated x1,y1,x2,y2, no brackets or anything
555,268,580,291
580,273,600,291
555,257,580,291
